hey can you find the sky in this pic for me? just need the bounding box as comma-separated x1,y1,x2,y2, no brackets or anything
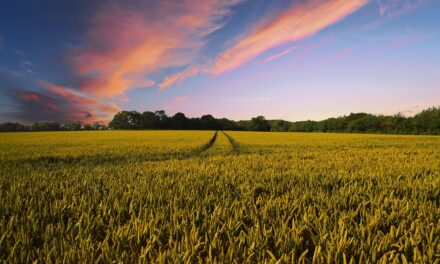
0,0,439,124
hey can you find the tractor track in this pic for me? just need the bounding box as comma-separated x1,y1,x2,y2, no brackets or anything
197,131,218,153
221,131,241,154
9,130,238,167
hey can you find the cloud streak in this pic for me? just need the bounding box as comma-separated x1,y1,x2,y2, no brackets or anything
159,64,208,89
72,0,242,97
378,0,424,17
39,81,120,122
260,46,296,64
160,0,367,88
209,0,367,75
9,81,120,124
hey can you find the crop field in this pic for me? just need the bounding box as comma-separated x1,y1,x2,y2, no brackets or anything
0,131,439,263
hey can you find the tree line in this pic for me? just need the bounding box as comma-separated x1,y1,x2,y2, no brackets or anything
1,107,439,134
0,121,107,132
270,107,440,134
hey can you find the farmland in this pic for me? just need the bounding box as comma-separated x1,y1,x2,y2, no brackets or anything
0,131,439,263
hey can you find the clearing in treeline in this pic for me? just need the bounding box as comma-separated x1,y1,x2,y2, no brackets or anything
0,131,439,263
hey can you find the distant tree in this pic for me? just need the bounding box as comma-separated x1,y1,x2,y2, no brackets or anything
171,112,189,130
37,121,60,131
154,110,167,121
325,117,345,132
315,120,328,132
92,121,105,130
154,110,169,129
378,115,394,133
201,114,219,130
109,111,142,129
236,120,250,131
413,107,440,134
83,124,93,130
0,122,27,132
64,121,82,131
128,111,143,129
30,122,40,131
347,115,380,133
218,118,240,131
141,111,160,129
102,106,440,135
270,120,290,132
391,113,410,134
250,116,270,131
289,120,316,132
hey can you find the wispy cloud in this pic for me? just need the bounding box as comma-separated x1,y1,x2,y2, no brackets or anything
163,96,189,110
159,64,208,90
209,0,368,75
361,0,426,31
378,0,424,17
39,81,120,122
160,0,367,87
20,61,36,75
72,0,242,98
14,49,26,57
260,46,296,64
8,80,120,124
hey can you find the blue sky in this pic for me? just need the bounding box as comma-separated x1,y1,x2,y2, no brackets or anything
0,0,439,123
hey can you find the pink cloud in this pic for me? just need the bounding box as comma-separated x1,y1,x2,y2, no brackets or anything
19,91,60,112
260,46,296,64
159,64,207,90
159,0,367,87
163,96,189,111
20,92,41,103
72,0,242,98
209,0,367,75
38,81,121,123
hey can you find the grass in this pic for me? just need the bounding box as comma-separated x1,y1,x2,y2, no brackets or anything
0,131,439,263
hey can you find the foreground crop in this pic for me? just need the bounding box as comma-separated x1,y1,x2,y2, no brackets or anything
0,131,439,263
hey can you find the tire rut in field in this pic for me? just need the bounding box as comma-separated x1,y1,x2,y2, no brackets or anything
11,131,220,167
196,131,218,153
221,131,240,154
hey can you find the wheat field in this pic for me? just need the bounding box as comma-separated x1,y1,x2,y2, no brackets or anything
0,131,439,263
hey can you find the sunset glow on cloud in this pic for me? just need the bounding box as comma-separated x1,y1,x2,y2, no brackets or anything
160,0,367,85
260,47,297,64
14,84,120,123
159,64,208,90
40,81,120,122
73,0,241,97
0,0,439,123
210,0,367,75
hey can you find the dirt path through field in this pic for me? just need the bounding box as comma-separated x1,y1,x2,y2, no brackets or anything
197,131,218,153
221,131,241,154
203,130,233,155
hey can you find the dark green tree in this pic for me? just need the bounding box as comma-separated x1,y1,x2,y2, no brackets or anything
250,116,270,131
64,121,82,131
